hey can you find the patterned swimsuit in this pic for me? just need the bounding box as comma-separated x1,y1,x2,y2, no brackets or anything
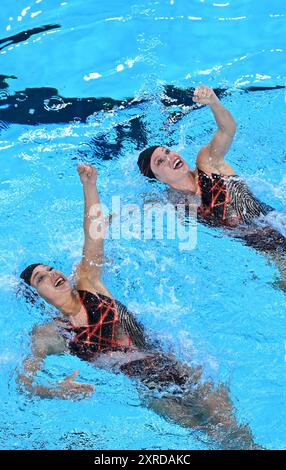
197,169,286,252
64,290,148,360
60,290,199,392
169,169,286,253
197,169,273,226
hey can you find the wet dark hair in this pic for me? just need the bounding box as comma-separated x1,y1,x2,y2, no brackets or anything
20,263,42,286
137,146,160,180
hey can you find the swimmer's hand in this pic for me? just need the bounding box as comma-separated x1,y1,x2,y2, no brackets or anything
78,164,98,186
19,369,95,400
53,369,95,400
193,85,219,106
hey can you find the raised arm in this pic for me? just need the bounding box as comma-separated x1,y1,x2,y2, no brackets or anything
18,323,95,400
194,85,237,175
75,164,112,297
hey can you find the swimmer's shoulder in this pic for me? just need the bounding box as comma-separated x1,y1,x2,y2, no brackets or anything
196,145,236,176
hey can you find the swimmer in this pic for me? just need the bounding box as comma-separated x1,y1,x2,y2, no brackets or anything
18,164,260,450
137,85,286,259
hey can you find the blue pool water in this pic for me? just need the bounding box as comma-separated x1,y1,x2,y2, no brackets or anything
1,0,286,450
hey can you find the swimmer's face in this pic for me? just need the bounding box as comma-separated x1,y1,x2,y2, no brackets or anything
150,147,190,185
30,264,72,307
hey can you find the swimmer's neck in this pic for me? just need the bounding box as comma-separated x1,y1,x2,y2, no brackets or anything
169,170,198,193
58,291,82,317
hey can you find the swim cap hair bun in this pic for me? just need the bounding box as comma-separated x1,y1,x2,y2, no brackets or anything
20,263,42,286
137,146,160,180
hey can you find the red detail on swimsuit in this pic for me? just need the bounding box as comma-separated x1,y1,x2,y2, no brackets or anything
197,169,241,225
67,290,133,358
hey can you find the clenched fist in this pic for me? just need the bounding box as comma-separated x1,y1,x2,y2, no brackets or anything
77,164,98,186
193,85,219,106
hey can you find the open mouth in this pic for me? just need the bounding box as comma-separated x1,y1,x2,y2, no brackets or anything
54,276,66,288
173,157,184,170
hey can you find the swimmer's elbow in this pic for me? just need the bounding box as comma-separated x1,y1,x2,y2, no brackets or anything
222,120,236,137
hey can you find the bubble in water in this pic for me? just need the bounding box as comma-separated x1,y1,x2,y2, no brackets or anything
0,90,9,101
71,117,82,124
43,95,71,112
15,92,28,102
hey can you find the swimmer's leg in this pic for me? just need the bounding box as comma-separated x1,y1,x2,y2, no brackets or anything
144,382,259,449
268,251,286,293
233,225,286,294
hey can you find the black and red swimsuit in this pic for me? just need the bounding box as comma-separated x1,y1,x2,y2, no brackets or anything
60,290,198,392
64,290,148,361
197,168,273,226
196,169,286,252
